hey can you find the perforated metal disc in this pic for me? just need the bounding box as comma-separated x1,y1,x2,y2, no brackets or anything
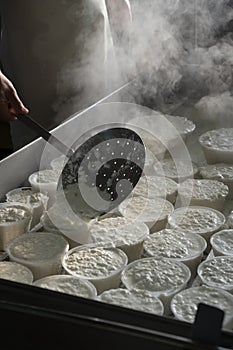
57,127,145,219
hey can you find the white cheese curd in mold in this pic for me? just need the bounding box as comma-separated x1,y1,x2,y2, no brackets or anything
62,245,128,294
63,246,127,279
178,179,229,210
98,288,164,315
168,206,225,237
0,261,33,284
164,115,196,139
171,285,233,329
33,275,97,298
89,217,149,262
199,128,233,164
199,163,233,199
210,229,233,256
143,229,206,260
33,169,59,184
132,175,177,203
6,187,48,229
118,196,174,232
50,155,67,173
0,207,28,223
6,232,69,280
153,158,199,182
197,256,233,293
199,128,233,151
121,257,190,293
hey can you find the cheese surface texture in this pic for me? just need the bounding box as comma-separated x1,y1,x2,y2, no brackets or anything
0,261,33,283
199,128,233,151
210,229,233,256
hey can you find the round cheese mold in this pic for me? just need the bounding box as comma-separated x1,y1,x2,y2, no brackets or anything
62,244,128,294
171,285,233,330
121,257,191,315
6,187,48,229
143,229,207,275
6,232,69,280
50,155,67,173
28,169,59,207
153,158,199,183
199,163,233,199
197,256,233,294
0,202,32,251
33,275,97,299
40,201,91,247
167,206,225,243
164,114,196,142
89,216,149,262
177,179,229,210
132,175,178,204
0,261,33,284
199,128,233,164
97,288,164,316
118,196,174,233
210,229,233,256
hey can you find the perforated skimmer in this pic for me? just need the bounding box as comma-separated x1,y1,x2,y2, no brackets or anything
17,114,145,219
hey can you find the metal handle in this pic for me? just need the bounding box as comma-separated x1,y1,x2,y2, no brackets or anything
17,114,73,156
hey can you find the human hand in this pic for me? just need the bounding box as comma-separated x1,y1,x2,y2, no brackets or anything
0,70,29,122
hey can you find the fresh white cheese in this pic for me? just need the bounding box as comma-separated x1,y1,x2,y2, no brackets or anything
98,288,164,315
62,245,128,294
132,175,177,203
164,115,196,140
0,207,28,223
143,229,206,270
178,179,229,210
153,158,199,182
30,169,59,184
171,285,233,329
33,275,97,298
118,196,174,232
89,217,149,262
199,128,233,164
168,206,225,240
6,232,69,280
0,261,33,284
199,163,233,198
6,187,48,229
197,256,233,293
210,229,233,256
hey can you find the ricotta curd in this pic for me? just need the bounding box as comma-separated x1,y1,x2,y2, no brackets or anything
153,158,199,183
98,288,164,316
132,175,178,204
89,216,149,262
0,202,32,251
199,128,233,164
199,163,233,199
33,274,97,299
178,179,229,210
171,285,233,329
6,187,48,229
210,229,233,256
121,257,191,315
0,261,33,284
6,232,69,280
143,229,207,275
28,169,59,207
118,196,174,233
62,244,128,294
197,256,233,294
167,206,225,243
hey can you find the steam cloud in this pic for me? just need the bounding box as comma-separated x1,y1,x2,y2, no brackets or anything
53,0,233,128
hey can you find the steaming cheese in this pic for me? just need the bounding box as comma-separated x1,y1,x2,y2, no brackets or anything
98,288,164,315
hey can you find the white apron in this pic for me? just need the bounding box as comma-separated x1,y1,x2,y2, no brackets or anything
0,0,121,149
